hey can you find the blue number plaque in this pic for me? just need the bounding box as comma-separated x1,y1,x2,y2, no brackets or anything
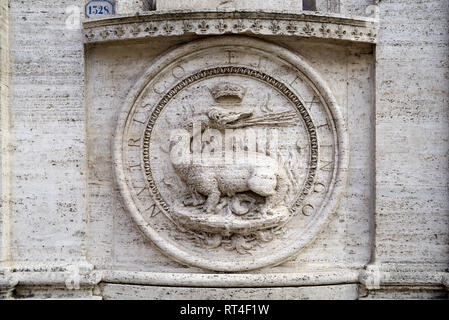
85,0,114,18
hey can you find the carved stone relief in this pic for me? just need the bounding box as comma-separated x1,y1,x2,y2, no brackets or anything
83,12,379,44
114,36,348,271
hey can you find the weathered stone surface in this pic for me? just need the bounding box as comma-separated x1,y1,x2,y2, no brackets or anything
0,0,447,300
101,283,358,300
83,11,379,44
373,0,449,265
85,35,372,276
115,0,153,14
0,0,10,272
113,36,347,271
156,0,302,11
7,0,87,265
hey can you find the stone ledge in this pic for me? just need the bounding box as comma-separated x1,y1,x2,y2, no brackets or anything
100,269,360,287
83,10,378,44
101,283,359,300
4,263,101,290
0,268,18,296
3,264,448,299
359,263,449,291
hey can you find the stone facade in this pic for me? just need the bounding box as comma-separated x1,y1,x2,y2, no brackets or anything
0,0,448,299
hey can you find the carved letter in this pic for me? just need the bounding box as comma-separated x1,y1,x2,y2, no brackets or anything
302,204,314,216
128,138,141,147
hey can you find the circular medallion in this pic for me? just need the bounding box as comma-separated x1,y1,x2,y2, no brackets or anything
114,36,348,271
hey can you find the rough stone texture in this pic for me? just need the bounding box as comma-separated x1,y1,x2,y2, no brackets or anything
0,1,10,284
0,0,10,268
361,288,448,300
115,0,152,14
101,283,358,300
374,0,449,265
0,0,447,300
83,11,379,44
116,0,376,16
7,0,87,265
315,0,340,13
156,0,302,11
344,0,376,17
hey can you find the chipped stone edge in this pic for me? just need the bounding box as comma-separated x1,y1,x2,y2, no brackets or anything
0,268,18,299
82,10,378,44
0,263,101,299
359,263,449,292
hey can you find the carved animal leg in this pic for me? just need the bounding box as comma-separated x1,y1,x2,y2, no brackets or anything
205,190,221,214
261,170,290,215
215,197,229,214
183,190,205,207
248,171,276,215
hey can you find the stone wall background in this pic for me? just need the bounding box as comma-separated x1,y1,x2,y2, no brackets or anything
374,0,449,267
6,0,86,266
0,0,10,272
0,0,448,299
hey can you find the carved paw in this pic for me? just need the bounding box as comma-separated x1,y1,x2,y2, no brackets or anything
206,205,216,214
260,207,275,216
183,193,205,207
214,198,229,214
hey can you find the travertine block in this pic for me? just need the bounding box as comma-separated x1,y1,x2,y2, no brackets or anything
156,0,302,11
0,0,447,300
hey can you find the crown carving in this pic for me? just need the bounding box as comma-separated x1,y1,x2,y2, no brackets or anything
211,83,245,103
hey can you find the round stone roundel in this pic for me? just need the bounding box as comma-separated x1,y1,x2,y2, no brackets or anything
114,36,348,271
